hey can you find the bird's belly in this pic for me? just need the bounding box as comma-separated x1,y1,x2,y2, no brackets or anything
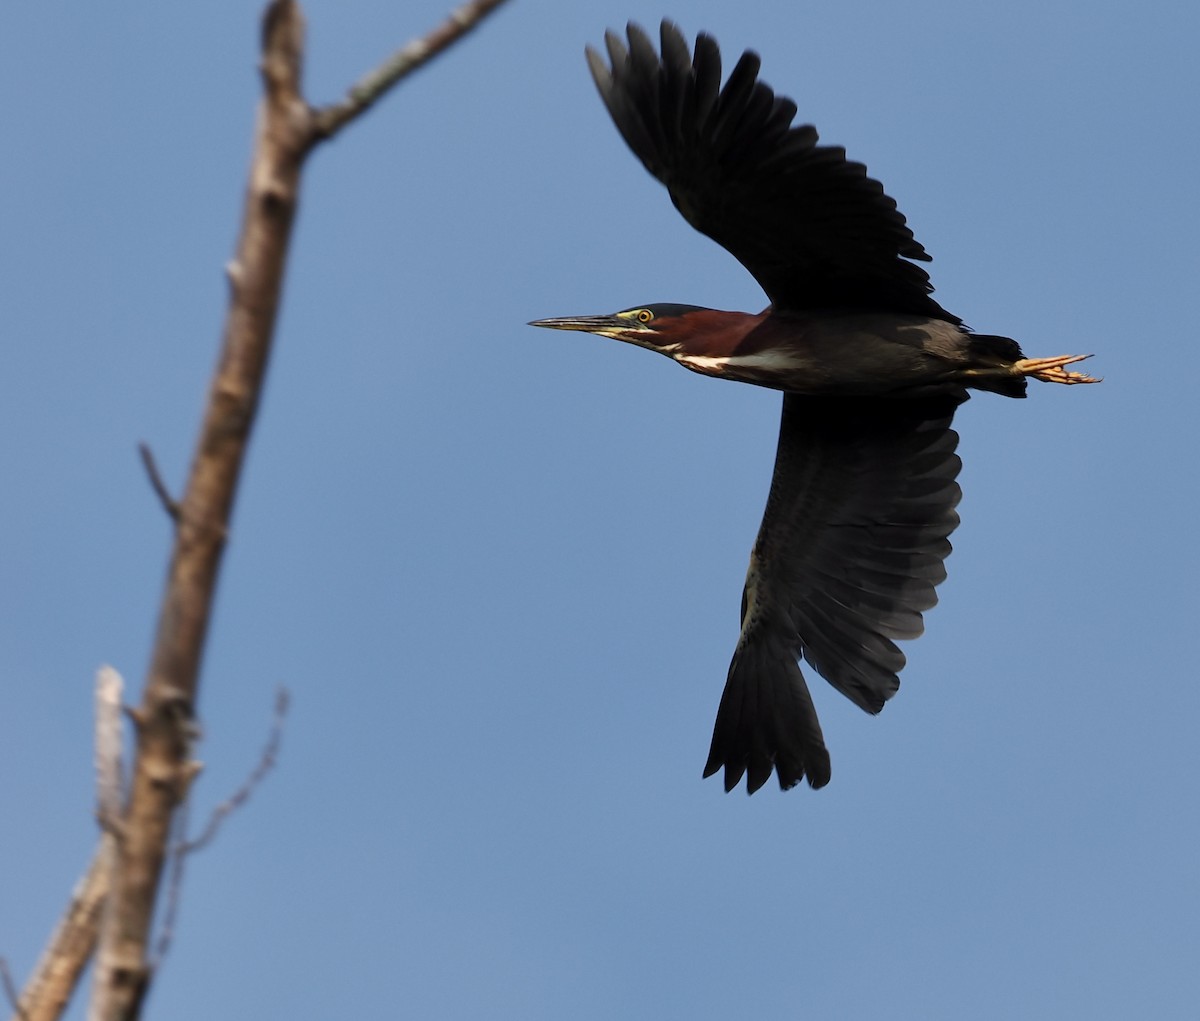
674,347,818,384
674,326,960,396
672,347,820,386
674,346,909,394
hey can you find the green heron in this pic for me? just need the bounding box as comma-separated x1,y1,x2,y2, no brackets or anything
531,21,1098,794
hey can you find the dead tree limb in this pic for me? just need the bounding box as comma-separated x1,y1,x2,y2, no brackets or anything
8,2,512,1020
10,844,112,1021
88,8,309,1016
311,0,512,141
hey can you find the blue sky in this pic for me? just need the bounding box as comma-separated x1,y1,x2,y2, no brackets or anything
2,1,1197,1018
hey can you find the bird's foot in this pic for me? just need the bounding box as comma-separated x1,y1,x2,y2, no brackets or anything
1014,353,1101,385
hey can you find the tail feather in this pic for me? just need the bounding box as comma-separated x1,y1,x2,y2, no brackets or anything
969,334,1027,398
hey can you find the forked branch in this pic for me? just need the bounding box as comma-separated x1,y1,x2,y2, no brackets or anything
12,2,511,1020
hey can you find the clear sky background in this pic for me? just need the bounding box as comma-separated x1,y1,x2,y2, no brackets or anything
2,1,1197,1018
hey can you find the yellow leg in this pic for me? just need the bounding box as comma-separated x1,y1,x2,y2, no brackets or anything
1013,354,1101,385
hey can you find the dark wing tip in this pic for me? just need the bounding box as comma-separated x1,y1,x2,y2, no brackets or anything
603,27,628,68
702,756,745,793
779,748,831,791
704,641,832,795
702,749,830,794
659,18,689,64
584,45,612,95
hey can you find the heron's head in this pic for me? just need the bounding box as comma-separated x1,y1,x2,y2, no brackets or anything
529,303,713,355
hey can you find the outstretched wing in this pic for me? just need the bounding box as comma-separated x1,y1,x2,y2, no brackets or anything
705,392,964,793
587,21,956,322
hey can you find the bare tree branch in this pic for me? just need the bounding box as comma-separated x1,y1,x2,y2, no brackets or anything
9,843,111,1021
89,4,310,1017
13,2,512,1018
311,0,510,141
136,445,180,522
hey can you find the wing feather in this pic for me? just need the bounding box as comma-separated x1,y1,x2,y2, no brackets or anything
588,21,957,320
704,392,964,791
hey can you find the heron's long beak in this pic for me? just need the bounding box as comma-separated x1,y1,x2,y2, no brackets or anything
527,314,627,334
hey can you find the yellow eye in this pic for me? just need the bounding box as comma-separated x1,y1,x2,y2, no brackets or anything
638,309,653,322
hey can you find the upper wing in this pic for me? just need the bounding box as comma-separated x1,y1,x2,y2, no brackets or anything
705,391,964,793
587,21,957,321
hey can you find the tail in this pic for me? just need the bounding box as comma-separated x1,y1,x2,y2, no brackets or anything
703,637,831,794
968,334,1028,398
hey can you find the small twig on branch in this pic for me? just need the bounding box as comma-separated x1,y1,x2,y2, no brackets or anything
179,688,289,856
310,0,511,142
0,958,28,1021
149,802,191,971
152,688,289,967
137,444,180,521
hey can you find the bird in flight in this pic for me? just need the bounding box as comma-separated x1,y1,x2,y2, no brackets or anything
531,21,1098,794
